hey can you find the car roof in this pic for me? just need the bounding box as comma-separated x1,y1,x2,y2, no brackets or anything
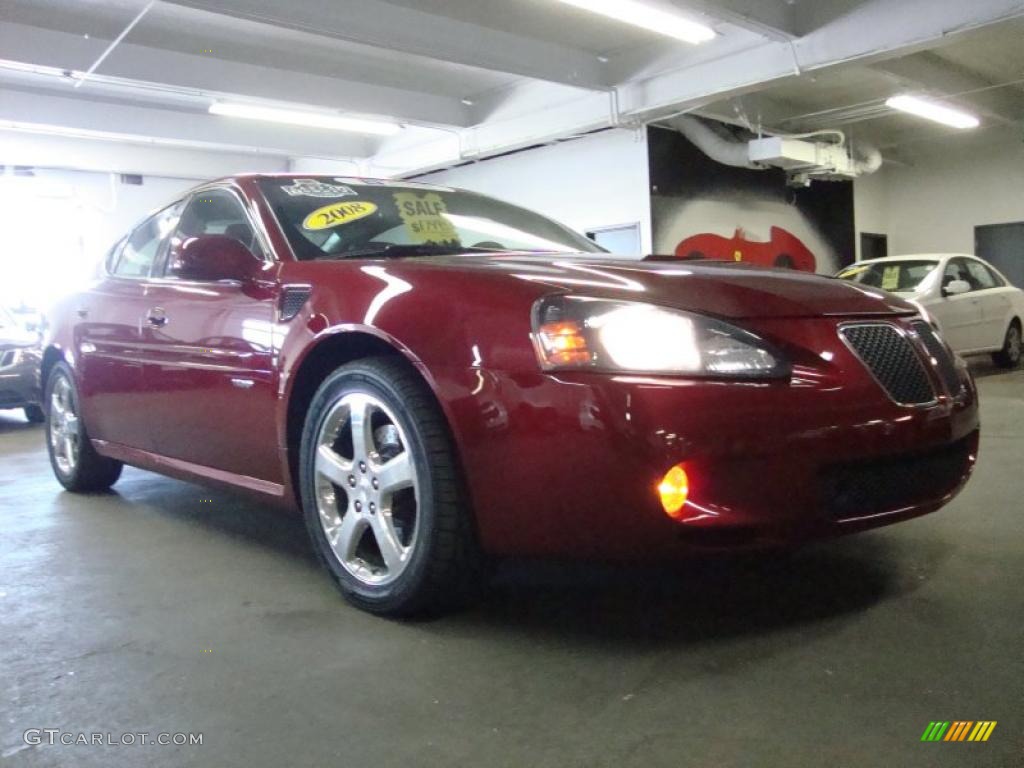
224,173,442,187
857,254,973,263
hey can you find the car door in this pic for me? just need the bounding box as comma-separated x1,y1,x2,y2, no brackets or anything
138,187,282,483
76,203,181,450
932,258,985,352
964,259,1015,349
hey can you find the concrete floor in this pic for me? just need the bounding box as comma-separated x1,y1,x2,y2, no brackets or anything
1,364,1021,768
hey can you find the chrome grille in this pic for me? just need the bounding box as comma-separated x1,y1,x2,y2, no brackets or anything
840,323,935,406
911,320,963,396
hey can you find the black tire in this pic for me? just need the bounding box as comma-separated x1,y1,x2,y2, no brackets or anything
992,321,1022,369
23,405,45,424
299,356,483,617
45,362,123,492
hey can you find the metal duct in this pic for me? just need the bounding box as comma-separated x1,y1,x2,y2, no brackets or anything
669,116,764,169
668,116,884,177
851,142,883,175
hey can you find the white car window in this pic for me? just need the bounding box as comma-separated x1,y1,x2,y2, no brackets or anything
943,259,972,292
965,261,1001,290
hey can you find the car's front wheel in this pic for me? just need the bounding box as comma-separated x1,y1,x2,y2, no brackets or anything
45,362,123,492
299,357,482,617
992,321,1022,369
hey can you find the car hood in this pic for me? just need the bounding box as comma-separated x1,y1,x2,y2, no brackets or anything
403,253,919,319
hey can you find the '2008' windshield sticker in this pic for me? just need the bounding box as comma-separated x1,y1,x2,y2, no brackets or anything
393,192,459,244
302,201,378,231
281,179,357,198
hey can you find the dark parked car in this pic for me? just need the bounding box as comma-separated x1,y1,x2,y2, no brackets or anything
0,305,43,423
42,175,980,615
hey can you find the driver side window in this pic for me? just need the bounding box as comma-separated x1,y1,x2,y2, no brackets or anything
943,259,971,292
165,189,261,277
113,204,180,278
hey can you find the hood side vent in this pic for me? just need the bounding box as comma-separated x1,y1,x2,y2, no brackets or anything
279,285,312,322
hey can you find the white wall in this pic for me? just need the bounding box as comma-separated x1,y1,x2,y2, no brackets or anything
414,128,653,254
852,165,890,260
854,128,1024,258
0,131,288,308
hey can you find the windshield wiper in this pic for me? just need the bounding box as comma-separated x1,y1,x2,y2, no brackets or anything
325,243,509,260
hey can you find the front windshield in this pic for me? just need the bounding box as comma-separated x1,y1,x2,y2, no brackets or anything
258,178,602,261
836,260,939,293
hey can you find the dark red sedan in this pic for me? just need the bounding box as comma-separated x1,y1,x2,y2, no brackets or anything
42,175,980,615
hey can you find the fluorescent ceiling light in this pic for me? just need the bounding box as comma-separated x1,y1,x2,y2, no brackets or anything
208,102,402,136
554,0,715,44
885,94,979,130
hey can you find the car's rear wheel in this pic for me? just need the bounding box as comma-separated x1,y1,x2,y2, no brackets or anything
299,357,481,617
23,405,45,424
992,321,1022,369
45,362,123,492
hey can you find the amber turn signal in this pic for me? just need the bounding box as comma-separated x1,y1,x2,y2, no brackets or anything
535,320,591,366
658,464,689,518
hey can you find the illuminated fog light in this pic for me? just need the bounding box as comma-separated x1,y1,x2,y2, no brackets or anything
658,464,689,518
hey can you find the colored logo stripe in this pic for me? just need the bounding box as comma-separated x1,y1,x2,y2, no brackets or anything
944,721,972,741
969,722,997,742
921,721,996,742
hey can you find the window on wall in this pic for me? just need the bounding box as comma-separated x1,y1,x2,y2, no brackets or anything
586,223,641,255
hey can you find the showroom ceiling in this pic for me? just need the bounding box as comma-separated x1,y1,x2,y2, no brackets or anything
1,0,1022,175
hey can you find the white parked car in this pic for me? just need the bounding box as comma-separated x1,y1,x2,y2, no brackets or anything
837,254,1023,368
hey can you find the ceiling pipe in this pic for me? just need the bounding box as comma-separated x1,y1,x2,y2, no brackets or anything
669,115,883,176
668,115,765,169
851,142,883,175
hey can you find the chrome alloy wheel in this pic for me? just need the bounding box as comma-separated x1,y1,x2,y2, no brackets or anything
314,392,419,586
49,375,80,475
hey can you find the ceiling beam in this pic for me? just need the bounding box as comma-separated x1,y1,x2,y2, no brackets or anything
163,0,608,91
672,0,798,40
871,51,1024,126
0,21,472,128
374,0,1024,175
0,86,376,159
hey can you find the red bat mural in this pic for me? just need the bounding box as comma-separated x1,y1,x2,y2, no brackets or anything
674,226,818,272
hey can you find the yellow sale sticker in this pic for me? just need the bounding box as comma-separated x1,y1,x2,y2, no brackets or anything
302,201,378,231
394,192,459,244
881,265,900,290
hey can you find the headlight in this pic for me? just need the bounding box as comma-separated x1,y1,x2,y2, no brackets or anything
531,296,789,378
0,348,23,368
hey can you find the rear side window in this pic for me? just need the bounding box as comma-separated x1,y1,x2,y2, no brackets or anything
965,260,1001,289
113,204,180,277
176,189,261,255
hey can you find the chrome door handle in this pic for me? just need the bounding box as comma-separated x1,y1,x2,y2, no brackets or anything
146,308,168,327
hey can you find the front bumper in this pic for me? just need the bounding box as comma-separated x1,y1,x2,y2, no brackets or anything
451,317,980,559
